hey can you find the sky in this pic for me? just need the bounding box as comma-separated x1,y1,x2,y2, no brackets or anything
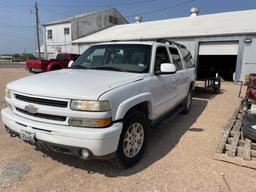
0,0,256,54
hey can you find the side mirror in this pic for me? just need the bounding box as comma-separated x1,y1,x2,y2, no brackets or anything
68,60,74,68
155,63,177,75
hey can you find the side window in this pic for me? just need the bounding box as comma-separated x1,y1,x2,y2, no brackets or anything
72,55,80,61
180,47,195,68
155,46,170,71
56,54,68,61
169,47,183,71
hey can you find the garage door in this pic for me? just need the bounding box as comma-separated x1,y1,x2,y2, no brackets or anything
199,41,239,55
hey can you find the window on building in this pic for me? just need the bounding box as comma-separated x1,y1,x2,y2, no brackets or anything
47,29,53,39
169,47,183,70
64,27,70,35
113,17,118,24
109,15,113,23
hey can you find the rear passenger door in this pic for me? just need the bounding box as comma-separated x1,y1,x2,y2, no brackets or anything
179,47,196,93
168,46,187,101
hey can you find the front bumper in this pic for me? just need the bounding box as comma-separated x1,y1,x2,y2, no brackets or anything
1,108,123,158
28,68,43,73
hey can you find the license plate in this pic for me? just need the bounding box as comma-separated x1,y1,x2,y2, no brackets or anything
20,130,35,143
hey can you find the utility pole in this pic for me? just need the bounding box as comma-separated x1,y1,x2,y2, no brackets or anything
35,1,41,59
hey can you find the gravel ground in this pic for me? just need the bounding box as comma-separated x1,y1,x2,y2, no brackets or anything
0,63,25,69
0,68,255,192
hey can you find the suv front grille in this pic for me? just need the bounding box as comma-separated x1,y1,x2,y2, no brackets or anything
15,94,68,108
16,108,66,122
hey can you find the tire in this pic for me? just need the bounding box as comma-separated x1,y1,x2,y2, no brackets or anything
181,87,192,114
213,78,221,94
114,110,149,169
243,114,256,142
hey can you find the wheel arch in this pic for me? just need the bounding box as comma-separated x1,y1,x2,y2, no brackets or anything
47,62,62,71
114,93,153,121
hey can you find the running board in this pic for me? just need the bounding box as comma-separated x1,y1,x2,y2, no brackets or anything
151,104,184,129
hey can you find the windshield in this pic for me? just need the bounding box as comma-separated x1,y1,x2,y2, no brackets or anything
71,44,151,73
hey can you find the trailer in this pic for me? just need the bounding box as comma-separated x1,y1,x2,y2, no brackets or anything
196,76,222,94
195,57,223,94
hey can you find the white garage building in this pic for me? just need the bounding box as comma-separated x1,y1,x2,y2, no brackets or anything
73,9,256,82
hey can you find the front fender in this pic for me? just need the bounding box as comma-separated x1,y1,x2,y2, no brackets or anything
115,92,153,120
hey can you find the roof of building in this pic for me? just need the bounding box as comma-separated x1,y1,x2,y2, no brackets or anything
73,9,256,44
43,8,128,26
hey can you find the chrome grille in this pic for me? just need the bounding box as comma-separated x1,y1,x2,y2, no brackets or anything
15,94,68,108
16,107,66,122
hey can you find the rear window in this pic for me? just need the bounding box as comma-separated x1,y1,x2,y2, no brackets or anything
179,47,195,68
72,55,80,61
56,54,69,61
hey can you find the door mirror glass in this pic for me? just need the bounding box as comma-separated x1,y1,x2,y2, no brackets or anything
160,63,176,74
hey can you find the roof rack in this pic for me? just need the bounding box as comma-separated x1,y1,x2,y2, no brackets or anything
108,39,187,48
156,39,186,48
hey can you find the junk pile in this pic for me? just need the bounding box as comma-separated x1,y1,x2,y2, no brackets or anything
243,73,256,141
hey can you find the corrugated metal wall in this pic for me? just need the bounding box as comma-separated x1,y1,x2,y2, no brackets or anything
71,9,127,41
77,35,256,82
173,37,256,82
240,36,256,81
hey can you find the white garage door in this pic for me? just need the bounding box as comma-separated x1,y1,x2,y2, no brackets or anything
199,41,239,55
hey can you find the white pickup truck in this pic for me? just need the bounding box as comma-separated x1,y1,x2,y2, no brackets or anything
1,40,196,168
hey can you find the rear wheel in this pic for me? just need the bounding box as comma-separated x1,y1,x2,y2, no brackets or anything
181,87,192,114
114,110,149,169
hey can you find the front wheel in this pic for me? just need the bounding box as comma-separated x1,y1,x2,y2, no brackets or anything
181,87,192,114
114,110,149,169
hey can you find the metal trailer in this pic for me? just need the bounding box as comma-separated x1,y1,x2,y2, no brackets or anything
196,76,222,94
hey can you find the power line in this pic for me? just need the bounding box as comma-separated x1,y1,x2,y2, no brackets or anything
39,6,71,17
125,0,198,18
0,25,34,28
39,0,198,21
40,0,159,8
0,5,30,8
0,21,35,32
0,31,34,41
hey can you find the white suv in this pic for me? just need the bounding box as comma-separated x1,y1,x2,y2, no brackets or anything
1,40,195,168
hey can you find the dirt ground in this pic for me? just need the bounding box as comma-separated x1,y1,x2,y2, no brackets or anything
0,68,255,192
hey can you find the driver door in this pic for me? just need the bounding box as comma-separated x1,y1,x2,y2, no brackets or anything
151,46,178,118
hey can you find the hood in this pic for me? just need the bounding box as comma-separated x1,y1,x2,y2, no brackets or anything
7,69,145,100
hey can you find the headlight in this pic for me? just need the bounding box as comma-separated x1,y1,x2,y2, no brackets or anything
69,117,112,128
70,100,111,112
4,102,13,110
5,88,11,98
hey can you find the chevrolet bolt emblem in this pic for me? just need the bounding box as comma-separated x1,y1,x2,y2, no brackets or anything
24,105,38,114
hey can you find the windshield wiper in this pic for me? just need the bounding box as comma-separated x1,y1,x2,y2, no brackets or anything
92,66,127,72
71,65,91,69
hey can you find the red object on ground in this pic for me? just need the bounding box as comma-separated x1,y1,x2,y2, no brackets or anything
248,89,256,100
26,53,80,73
